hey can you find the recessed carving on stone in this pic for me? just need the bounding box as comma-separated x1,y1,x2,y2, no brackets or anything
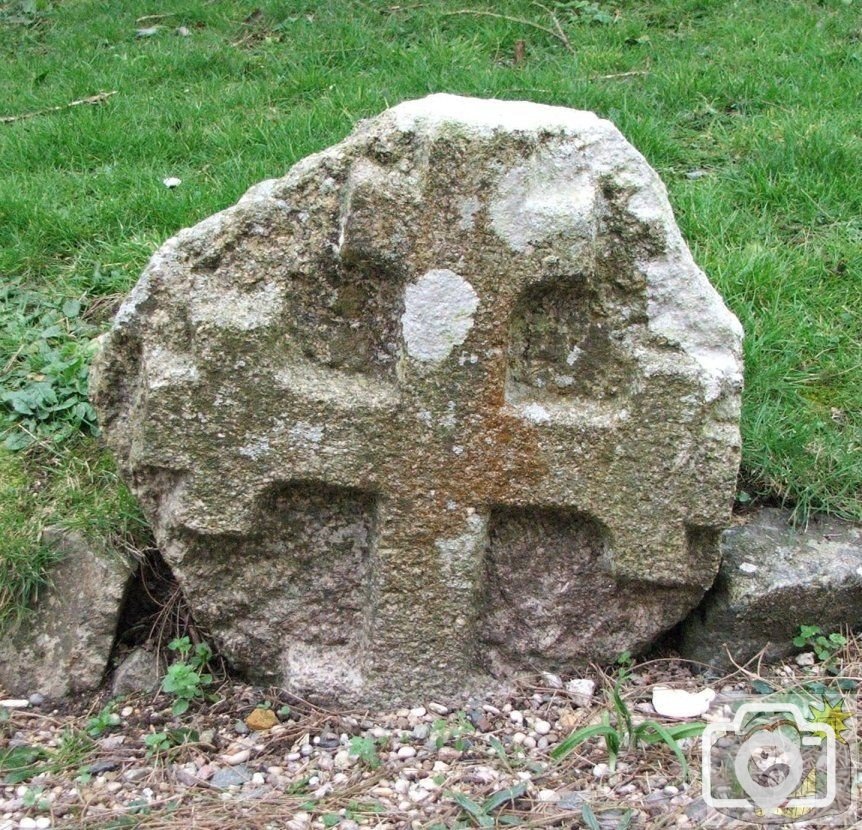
481,507,688,671
92,94,744,705
177,482,376,697
506,276,636,403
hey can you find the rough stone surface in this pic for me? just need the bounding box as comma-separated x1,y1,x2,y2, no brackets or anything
0,528,133,698
91,94,743,705
111,646,161,697
679,508,862,667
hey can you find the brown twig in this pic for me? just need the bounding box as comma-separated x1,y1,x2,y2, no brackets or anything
1,91,117,125
135,13,175,23
592,69,650,80
441,8,575,54
531,0,573,53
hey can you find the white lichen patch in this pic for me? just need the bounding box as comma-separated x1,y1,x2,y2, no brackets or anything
145,346,199,389
490,145,597,252
520,403,551,425
401,269,479,363
190,282,284,331
289,421,324,444
238,437,272,460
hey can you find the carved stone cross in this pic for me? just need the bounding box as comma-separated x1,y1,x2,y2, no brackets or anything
93,95,743,705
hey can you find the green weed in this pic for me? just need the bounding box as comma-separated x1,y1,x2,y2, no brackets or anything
144,727,198,758
551,680,704,781
445,782,528,828
85,703,121,738
161,636,213,716
0,283,99,451
793,624,848,664
348,736,382,770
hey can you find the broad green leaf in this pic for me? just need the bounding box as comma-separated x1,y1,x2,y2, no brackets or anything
636,719,690,779
581,803,601,830
482,781,527,812
551,724,620,761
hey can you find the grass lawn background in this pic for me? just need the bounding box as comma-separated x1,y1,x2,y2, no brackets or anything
1,0,860,621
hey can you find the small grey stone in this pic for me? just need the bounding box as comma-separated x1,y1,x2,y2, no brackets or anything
27,693,45,706
412,723,430,740
88,759,120,775
111,646,160,696
234,720,250,735
685,797,709,822
0,528,133,698
557,791,587,810
210,765,252,789
680,508,862,668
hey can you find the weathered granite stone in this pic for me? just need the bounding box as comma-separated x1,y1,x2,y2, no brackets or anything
111,645,161,697
679,508,862,667
0,528,133,698
91,94,743,705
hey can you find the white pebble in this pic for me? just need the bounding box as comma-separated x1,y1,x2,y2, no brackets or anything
285,812,310,830
409,707,426,719
220,750,250,765
522,736,537,750
796,652,816,667
533,718,551,735
334,750,353,770
428,703,448,715
35,820,51,830
163,177,182,188
397,746,417,759
537,788,559,802
0,700,29,709
566,678,596,705
19,820,38,830
408,785,430,803
252,773,266,785
541,672,563,689
593,763,610,778
509,710,524,723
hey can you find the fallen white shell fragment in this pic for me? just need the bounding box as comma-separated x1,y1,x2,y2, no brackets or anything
651,686,716,719
163,177,182,188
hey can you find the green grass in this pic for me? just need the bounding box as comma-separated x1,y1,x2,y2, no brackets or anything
1,0,860,617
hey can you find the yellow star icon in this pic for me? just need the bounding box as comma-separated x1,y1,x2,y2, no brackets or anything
809,697,853,744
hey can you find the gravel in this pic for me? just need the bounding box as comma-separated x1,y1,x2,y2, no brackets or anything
1,655,858,829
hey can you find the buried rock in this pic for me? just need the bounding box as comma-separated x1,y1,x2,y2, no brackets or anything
0,528,133,699
91,94,743,705
679,507,862,667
